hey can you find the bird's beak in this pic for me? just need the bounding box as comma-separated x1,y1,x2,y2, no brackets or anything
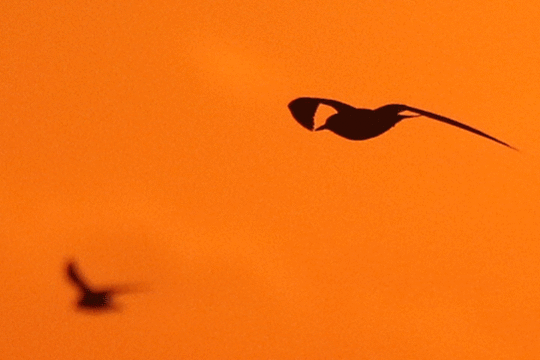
315,123,327,131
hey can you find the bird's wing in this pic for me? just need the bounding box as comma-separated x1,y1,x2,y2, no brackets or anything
389,104,516,150
288,97,357,131
66,261,91,292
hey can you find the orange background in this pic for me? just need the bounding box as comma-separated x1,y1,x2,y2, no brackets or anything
1,1,540,359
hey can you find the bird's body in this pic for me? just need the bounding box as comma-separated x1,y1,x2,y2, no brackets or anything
77,289,112,308
66,261,137,311
288,97,516,149
320,108,404,141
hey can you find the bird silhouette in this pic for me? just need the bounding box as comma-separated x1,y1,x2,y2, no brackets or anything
288,97,516,149
66,260,140,311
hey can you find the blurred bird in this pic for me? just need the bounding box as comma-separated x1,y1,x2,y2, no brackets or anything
288,97,516,149
66,260,142,311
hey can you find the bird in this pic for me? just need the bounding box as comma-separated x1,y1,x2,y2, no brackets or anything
288,97,516,150
66,260,140,311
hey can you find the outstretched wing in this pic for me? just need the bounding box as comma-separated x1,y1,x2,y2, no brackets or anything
66,261,91,292
288,97,357,131
382,104,516,150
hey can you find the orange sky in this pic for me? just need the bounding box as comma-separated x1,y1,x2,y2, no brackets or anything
1,1,540,359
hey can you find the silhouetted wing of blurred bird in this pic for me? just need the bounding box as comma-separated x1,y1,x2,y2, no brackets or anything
66,260,148,311
288,97,356,131
67,261,91,292
376,104,516,150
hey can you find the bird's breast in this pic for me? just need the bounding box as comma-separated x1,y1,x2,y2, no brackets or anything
326,112,395,140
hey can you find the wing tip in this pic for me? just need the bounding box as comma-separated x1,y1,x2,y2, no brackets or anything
288,97,319,131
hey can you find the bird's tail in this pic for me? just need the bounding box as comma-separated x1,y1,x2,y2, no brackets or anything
410,107,517,150
384,104,517,150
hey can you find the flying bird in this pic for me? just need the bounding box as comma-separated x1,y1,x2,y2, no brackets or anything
66,260,141,311
288,97,516,149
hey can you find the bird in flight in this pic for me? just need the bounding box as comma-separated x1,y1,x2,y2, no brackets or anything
66,260,141,311
288,97,516,150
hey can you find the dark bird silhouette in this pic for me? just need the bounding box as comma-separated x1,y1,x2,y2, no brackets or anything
288,97,516,149
66,261,140,311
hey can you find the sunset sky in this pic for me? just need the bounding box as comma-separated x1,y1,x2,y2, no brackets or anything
2,1,540,359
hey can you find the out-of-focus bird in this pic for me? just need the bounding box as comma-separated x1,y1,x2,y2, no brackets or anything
66,260,141,311
288,97,516,149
